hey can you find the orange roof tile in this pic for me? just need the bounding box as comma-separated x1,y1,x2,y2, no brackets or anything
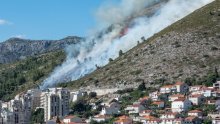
189,94,203,98
185,116,197,121
64,115,75,119
170,94,185,98
174,98,185,102
188,110,202,113
175,82,185,85
152,101,164,105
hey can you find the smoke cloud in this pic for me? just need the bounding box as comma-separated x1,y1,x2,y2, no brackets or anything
40,0,213,89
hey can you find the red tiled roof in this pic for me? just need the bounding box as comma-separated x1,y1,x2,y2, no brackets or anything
175,82,185,85
174,98,185,102
170,94,185,98
189,94,203,98
161,85,173,88
185,116,197,121
152,101,164,105
64,115,75,119
188,110,202,113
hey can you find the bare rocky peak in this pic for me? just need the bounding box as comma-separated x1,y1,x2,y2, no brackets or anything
0,36,83,64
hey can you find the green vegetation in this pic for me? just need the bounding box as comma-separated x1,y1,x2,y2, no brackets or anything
185,68,219,86
0,51,65,101
30,108,44,124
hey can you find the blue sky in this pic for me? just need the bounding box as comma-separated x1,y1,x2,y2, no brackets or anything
0,0,114,42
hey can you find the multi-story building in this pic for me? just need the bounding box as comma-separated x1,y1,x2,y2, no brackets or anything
41,87,70,121
171,98,192,113
70,90,87,102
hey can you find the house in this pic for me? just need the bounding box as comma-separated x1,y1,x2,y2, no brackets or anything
160,118,184,124
212,89,220,97
168,94,185,102
70,90,87,102
63,115,86,124
139,110,152,117
206,100,216,105
125,104,146,114
188,110,203,118
200,86,214,97
143,118,161,124
140,115,158,124
160,85,174,94
160,112,179,119
184,116,202,124
171,98,192,113
213,80,220,89
100,102,120,115
173,82,189,93
113,115,132,124
139,96,150,105
188,94,205,105
92,115,111,122
189,85,203,92
212,116,220,124
149,91,160,101
152,101,165,108
160,82,189,94
216,100,220,111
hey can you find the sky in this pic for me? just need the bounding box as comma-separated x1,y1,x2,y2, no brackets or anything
0,0,116,42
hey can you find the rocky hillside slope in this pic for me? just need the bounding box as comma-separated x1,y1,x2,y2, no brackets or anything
63,0,220,90
0,36,82,64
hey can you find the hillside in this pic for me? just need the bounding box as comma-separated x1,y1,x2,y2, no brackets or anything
62,0,220,90
0,50,65,101
0,36,82,64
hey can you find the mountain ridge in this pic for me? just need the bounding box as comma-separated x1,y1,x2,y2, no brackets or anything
0,36,83,64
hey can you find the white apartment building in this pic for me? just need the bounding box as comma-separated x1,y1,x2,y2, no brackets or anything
70,90,87,102
171,98,192,113
41,87,70,122
100,102,120,115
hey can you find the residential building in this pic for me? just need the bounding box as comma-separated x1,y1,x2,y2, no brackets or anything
125,104,146,114
41,87,70,122
160,112,179,119
100,102,120,115
213,80,220,89
188,110,203,118
63,115,86,124
140,115,158,124
113,115,132,124
160,118,184,124
197,86,214,97
173,82,189,93
149,91,160,101
92,115,111,122
168,94,185,102
26,89,42,110
160,82,189,94
188,94,205,105
160,85,174,94
189,85,203,92
139,110,152,117
212,117,220,124
70,90,87,102
152,101,165,108
1,108,14,124
216,100,220,111
184,116,202,124
171,98,192,113
139,96,150,105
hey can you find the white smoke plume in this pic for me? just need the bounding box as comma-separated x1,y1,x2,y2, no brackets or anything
40,0,213,89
